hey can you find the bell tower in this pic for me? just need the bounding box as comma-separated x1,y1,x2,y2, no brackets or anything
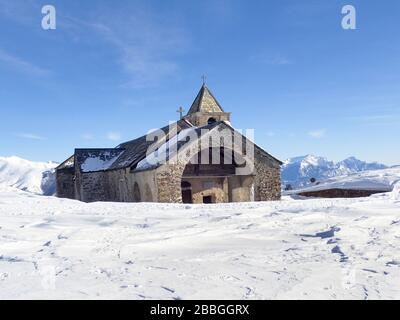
185,84,231,127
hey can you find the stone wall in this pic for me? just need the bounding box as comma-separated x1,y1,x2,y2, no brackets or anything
79,171,109,202
188,112,231,127
74,167,158,203
155,163,185,203
254,151,281,201
228,175,254,202
56,168,75,199
126,169,158,202
184,177,228,204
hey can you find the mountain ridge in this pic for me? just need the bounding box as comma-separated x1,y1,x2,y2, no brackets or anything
0,156,58,195
0,155,393,195
282,154,388,189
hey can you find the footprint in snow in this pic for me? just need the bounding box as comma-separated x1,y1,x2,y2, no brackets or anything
161,286,175,293
299,226,341,239
386,260,400,267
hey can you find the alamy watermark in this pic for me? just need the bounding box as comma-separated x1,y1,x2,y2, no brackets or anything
141,122,255,176
342,5,356,30
41,4,356,31
41,5,56,30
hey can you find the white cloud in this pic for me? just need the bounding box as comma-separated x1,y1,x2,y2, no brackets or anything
308,129,326,139
0,49,49,76
63,7,189,88
16,133,46,140
106,132,121,141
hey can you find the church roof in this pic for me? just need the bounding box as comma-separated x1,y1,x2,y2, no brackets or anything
73,119,193,173
65,119,282,173
134,121,282,173
110,119,193,170
75,148,125,173
59,86,282,173
56,155,74,170
187,85,225,115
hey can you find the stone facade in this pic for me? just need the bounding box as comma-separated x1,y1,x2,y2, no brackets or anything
55,167,75,199
187,111,231,127
155,163,185,203
56,84,282,204
254,150,282,201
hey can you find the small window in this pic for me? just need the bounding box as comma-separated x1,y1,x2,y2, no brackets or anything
203,195,213,204
207,117,217,125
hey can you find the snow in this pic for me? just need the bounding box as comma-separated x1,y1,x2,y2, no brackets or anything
136,127,197,171
282,154,388,189
0,156,57,195
285,167,400,194
0,188,399,299
63,158,74,168
81,151,123,173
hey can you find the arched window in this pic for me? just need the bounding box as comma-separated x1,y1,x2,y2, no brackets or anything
207,117,217,125
133,182,141,202
144,184,153,202
181,181,192,204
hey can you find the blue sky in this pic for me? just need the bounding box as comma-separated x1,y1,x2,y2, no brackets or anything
0,0,399,165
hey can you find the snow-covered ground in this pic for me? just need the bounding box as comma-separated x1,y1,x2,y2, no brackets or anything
1,185,399,299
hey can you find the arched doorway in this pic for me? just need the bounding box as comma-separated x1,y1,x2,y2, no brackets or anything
181,181,193,204
181,147,254,203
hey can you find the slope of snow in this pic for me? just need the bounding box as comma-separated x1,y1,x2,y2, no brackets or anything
0,188,399,299
285,167,400,194
0,156,58,195
282,155,388,189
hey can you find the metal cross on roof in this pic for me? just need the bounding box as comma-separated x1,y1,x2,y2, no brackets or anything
177,106,185,119
201,75,207,85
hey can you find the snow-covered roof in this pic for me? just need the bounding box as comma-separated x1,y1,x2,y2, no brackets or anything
75,149,125,173
134,121,282,172
56,155,74,170
135,127,198,171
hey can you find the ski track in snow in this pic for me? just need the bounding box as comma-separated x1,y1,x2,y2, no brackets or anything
0,187,399,299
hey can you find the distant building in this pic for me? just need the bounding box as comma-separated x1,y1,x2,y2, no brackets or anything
56,85,282,203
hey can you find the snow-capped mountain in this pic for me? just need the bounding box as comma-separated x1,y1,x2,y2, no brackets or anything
284,166,400,195
0,156,58,195
282,155,388,189
0,154,391,195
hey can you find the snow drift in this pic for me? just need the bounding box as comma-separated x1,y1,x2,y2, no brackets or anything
0,156,58,195
0,185,400,299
